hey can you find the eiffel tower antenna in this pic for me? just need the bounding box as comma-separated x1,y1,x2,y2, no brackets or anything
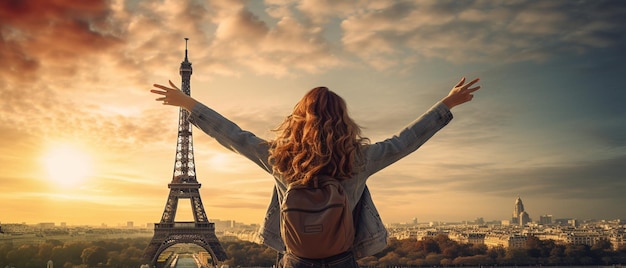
184,37,189,62
143,38,227,266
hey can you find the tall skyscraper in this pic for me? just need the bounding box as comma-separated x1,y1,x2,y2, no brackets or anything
512,196,531,225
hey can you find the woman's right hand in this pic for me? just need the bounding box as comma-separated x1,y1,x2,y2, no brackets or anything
150,80,198,111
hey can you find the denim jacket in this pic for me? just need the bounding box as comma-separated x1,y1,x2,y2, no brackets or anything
188,101,453,258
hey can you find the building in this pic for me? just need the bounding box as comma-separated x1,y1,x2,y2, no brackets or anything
511,197,532,226
539,215,553,225
212,219,235,230
560,230,603,246
485,233,527,248
449,232,486,245
609,232,625,250
38,222,55,229
395,229,420,240
520,211,531,226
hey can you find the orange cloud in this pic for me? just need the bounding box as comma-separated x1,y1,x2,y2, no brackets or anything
0,0,121,81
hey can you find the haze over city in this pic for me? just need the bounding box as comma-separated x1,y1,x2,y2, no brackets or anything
1,0,625,226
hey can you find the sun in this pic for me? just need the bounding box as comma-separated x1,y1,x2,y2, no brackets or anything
41,143,93,187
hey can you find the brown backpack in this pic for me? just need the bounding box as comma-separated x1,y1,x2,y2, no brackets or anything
280,175,355,259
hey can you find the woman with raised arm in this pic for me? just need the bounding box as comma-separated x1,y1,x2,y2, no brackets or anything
150,77,480,268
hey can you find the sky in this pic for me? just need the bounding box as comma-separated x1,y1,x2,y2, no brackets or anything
0,0,625,227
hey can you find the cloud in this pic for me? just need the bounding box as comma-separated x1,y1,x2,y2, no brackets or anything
340,0,626,69
0,0,123,81
1,0,624,224
295,0,362,24
207,7,341,76
5,0,623,86
447,154,626,201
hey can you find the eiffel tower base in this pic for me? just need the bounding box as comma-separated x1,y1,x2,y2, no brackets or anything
143,222,227,267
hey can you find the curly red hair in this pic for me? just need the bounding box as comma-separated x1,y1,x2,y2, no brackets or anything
269,87,369,185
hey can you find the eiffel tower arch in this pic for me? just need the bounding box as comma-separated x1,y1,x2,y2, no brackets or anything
143,38,227,267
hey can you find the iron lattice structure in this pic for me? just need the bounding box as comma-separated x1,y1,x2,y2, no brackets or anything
143,39,227,266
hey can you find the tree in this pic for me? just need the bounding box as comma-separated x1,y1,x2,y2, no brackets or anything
486,246,506,264
434,234,456,251
442,243,463,258
440,257,453,266
37,240,59,260
416,237,441,254
120,246,144,266
357,255,378,267
592,239,614,263
6,244,44,267
396,238,417,257
503,248,532,265
378,251,401,267
617,244,626,263
0,242,14,265
453,254,492,266
221,240,274,267
424,253,445,266
564,244,591,265
548,244,565,265
469,243,488,256
81,246,107,267
525,235,542,259
53,241,89,265
106,251,123,267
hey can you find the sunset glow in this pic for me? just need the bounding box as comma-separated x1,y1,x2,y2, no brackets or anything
41,143,93,188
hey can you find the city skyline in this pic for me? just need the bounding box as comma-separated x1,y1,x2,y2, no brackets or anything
1,0,625,226
1,190,622,227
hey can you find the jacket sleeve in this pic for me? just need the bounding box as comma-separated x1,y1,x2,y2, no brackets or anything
187,102,273,174
363,101,453,176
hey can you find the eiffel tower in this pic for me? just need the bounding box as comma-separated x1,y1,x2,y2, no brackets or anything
143,38,227,267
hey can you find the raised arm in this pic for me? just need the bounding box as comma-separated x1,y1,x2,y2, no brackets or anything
149,81,273,173
364,77,481,175
441,77,481,109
